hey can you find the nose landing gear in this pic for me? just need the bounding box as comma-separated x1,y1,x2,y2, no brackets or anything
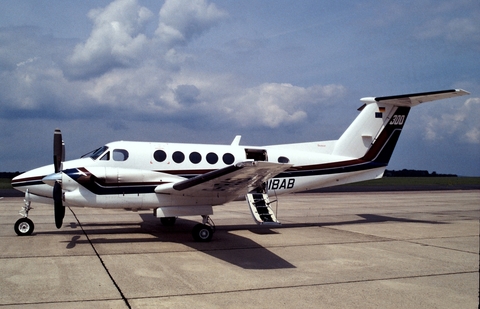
14,190,35,236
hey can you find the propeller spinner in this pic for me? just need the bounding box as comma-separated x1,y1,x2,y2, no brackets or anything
53,129,65,228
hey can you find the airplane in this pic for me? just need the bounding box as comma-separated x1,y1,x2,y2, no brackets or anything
11,89,469,242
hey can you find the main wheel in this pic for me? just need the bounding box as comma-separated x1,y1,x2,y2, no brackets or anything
192,223,213,242
14,218,35,236
160,217,177,226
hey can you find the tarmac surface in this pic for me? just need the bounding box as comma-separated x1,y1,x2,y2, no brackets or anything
0,191,478,308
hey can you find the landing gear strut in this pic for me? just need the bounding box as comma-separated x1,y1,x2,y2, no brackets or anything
14,190,35,236
192,215,215,242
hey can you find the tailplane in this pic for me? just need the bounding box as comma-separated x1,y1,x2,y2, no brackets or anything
332,89,469,164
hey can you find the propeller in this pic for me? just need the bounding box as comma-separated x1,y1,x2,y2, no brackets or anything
53,128,65,229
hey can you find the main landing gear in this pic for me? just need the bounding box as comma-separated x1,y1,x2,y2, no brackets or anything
158,214,215,242
192,215,215,242
14,190,35,236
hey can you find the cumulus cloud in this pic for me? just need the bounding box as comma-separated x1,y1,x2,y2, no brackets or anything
51,0,341,129
64,0,228,80
219,83,346,128
155,0,228,48
66,0,153,79
424,97,480,144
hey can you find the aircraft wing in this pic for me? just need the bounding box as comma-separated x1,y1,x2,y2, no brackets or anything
361,89,469,107
154,161,292,196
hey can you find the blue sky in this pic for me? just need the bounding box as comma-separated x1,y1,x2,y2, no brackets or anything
1,0,479,176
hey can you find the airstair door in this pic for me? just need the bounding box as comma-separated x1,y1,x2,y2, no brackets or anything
245,193,280,225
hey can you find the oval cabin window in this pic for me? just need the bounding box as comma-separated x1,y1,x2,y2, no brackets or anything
206,152,218,164
172,151,185,163
222,153,235,165
154,150,167,162
189,152,202,164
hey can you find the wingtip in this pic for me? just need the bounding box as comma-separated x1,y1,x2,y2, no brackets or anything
455,89,470,95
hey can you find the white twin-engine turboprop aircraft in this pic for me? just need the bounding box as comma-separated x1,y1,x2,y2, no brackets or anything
11,89,469,241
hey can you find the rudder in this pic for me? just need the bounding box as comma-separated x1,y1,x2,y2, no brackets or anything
332,101,404,161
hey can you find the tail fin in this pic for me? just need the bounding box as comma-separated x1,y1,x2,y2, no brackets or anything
332,89,469,165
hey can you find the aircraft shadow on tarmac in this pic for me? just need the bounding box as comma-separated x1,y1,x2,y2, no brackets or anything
35,211,445,270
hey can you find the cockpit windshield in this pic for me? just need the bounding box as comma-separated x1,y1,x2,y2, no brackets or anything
81,146,109,160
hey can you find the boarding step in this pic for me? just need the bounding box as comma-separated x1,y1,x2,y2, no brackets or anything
245,193,280,225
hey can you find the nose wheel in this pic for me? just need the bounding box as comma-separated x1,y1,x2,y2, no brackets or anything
15,218,35,236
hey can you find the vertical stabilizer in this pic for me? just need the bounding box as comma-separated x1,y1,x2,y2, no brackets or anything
333,102,402,160
332,89,468,163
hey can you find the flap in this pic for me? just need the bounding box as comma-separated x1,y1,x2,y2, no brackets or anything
154,161,292,197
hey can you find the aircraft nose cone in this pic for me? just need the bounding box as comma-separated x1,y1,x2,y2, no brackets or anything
11,174,23,189
42,173,62,187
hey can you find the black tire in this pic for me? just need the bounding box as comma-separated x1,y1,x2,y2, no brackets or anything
14,218,34,236
192,223,213,242
160,217,177,226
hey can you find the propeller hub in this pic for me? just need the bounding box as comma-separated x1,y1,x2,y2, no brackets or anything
42,172,62,187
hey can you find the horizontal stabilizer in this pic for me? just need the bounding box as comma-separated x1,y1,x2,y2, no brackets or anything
361,89,469,107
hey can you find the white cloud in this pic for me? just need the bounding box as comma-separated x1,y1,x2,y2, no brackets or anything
424,97,480,144
67,0,153,79
155,0,228,48
220,83,346,128
65,0,228,80
16,57,40,67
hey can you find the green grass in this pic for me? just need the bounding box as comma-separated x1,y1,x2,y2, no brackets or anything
0,178,13,190
340,177,480,188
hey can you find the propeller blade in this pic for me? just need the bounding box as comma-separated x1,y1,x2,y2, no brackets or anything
53,129,65,228
53,128,63,173
53,182,65,229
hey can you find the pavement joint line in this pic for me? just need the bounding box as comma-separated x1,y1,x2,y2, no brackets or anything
68,207,132,309
323,225,479,255
0,297,127,307
127,270,478,301
0,233,473,260
401,239,479,255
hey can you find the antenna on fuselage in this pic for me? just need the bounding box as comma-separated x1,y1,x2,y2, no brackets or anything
231,135,241,146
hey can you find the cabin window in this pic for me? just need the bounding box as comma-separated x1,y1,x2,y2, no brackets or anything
206,152,218,164
223,153,235,165
189,152,202,164
172,151,185,163
113,149,129,161
154,150,167,162
278,156,290,163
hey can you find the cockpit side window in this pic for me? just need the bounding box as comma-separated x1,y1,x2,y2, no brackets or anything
113,149,129,161
83,146,109,160
100,151,110,161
